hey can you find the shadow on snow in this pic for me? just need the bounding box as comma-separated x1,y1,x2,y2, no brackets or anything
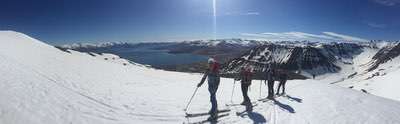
285,95,303,103
240,111,267,124
248,111,267,124
274,100,296,113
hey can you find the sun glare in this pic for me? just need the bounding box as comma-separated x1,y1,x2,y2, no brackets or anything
213,0,217,40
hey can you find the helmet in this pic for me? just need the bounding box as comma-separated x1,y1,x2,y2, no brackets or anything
208,58,216,64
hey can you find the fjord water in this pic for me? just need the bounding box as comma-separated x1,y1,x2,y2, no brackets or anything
104,46,208,67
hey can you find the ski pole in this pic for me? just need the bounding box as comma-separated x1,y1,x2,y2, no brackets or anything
184,73,208,112
184,87,200,112
248,80,251,92
259,80,262,99
230,79,236,103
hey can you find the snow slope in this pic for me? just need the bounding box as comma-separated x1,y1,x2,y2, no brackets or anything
336,51,400,101
222,41,400,103
1,31,400,124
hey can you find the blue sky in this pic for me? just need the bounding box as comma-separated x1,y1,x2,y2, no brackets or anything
0,0,399,44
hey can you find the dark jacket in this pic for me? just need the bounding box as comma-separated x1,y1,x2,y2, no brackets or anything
240,68,253,84
265,69,276,81
279,72,288,81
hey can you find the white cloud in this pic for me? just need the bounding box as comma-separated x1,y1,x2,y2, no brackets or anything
241,31,369,42
367,22,387,28
284,32,337,40
322,32,369,42
245,12,260,15
373,0,400,6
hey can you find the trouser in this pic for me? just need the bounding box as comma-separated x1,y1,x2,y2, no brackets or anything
241,82,251,103
267,80,274,98
208,75,220,113
277,80,286,94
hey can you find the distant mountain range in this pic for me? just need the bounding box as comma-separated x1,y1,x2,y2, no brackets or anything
60,39,268,63
59,39,400,78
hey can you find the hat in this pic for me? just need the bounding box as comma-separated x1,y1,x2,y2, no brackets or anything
208,58,216,64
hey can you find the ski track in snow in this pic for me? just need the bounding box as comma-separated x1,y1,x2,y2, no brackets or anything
1,31,400,124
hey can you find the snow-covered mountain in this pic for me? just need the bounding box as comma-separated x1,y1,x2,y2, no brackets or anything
221,41,400,102
60,39,266,49
2,31,400,124
366,42,400,71
180,39,266,47
60,42,134,49
332,42,400,101
59,37,400,100
59,39,267,64
222,42,364,76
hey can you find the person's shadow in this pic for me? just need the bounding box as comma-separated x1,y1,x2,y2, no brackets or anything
239,111,267,124
285,95,303,103
237,99,296,124
248,111,267,124
274,100,295,113
210,119,218,124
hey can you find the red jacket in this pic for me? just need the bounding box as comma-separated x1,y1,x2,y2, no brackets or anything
208,62,220,76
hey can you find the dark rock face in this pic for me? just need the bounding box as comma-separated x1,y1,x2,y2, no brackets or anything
367,42,400,71
320,43,364,61
222,43,364,76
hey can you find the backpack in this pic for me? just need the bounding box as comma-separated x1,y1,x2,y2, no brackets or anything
209,62,220,75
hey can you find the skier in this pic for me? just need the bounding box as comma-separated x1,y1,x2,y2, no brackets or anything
197,58,220,116
265,65,276,100
238,65,253,106
276,69,288,95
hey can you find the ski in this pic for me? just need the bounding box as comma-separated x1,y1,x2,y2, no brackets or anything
258,95,283,102
235,105,257,116
184,113,229,124
276,94,287,97
185,109,230,118
236,110,249,116
258,98,274,102
225,102,257,107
